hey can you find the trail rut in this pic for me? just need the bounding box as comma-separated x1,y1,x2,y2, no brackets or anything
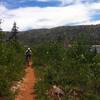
15,64,36,100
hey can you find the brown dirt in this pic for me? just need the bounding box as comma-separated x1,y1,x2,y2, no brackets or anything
15,63,36,100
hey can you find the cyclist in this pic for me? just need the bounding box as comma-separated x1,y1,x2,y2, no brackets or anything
25,48,32,66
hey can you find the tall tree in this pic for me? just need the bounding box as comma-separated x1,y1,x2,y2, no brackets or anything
0,19,5,42
0,19,2,32
9,22,18,41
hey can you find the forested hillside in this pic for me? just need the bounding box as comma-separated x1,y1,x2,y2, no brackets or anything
9,24,100,45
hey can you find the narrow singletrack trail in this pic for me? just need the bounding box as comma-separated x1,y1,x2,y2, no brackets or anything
15,62,36,100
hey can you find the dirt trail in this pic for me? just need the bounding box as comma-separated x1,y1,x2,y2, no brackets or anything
15,63,36,100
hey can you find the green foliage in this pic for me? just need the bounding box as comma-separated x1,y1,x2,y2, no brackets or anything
0,32,24,99
33,34,100,99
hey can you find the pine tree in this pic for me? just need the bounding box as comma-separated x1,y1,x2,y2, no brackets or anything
0,19,2,32
0,19,4,42
9,22,18,41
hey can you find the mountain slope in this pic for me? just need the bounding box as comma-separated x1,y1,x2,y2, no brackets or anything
8,24,100,45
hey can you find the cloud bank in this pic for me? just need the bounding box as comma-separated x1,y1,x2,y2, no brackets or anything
0,1,100,31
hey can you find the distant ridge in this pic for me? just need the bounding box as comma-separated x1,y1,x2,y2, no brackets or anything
7,24,100,45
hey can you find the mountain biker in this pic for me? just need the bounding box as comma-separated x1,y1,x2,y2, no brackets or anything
25,48,32,65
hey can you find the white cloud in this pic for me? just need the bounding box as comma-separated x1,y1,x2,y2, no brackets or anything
0,5,7,13
59,0,87,6
59,0,75,6
59,0,100,6
0,4,90,31
89,2,100,10
0,1,100,31
78,20,100,25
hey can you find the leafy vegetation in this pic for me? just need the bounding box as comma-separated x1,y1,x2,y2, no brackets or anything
1,22,100,100
33,34,100,100
0,31,24,100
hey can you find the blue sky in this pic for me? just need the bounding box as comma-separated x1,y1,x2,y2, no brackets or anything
0,0,100,31
1,0,100,8
1,0,61,8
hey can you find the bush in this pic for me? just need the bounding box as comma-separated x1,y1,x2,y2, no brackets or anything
33,37,100,99
0,32,24,99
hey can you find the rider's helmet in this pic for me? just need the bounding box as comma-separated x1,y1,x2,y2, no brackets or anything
28,48,31,50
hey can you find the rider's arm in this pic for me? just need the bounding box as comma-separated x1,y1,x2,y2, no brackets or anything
29,50,32,54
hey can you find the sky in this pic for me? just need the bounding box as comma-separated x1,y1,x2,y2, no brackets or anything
0,0,100,31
